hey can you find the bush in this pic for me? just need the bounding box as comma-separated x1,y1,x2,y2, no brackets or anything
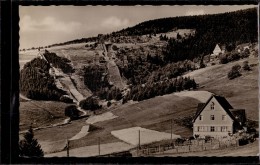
242,61,251,71
79,96,102,110
228,64,241,80
65,105,80,119
60,95,73,103
107,101,112,107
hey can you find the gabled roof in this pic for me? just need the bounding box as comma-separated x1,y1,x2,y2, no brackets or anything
193,95,235,123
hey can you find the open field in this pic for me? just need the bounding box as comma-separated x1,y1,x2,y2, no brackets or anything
111,127,180,146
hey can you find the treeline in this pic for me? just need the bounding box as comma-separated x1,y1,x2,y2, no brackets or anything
20,58,66,100
43,50,74,73
119,53,196,85
97,87,122,101
114,8,257,59
123,76,197,103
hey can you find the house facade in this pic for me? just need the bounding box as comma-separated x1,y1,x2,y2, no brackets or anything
193,95,245,138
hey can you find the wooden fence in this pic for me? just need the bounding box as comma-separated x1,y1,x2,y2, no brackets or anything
131,138,239,156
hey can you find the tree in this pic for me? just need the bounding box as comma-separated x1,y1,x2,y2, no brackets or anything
65,105,80,119
19,126,44,157
242,61,251,71
228,64,241,79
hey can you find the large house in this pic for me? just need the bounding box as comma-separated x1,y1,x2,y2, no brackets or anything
193,95,246,138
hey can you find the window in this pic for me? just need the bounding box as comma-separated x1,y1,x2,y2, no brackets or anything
210,115,215,120
199,115,203,120
198,126,204,132
222,115,226,120
221,126,227,132
210,126,215,132
210,102,215,110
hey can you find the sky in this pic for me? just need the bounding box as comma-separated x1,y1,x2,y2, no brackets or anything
19,5,257,49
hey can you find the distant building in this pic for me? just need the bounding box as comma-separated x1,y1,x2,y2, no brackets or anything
193,95,246,138
212,44,226,56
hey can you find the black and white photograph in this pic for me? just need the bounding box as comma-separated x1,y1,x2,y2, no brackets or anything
18,5,259,158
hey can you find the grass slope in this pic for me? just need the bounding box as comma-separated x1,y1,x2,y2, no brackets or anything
185,57,258,120
33,94,200,151
19,100,74,131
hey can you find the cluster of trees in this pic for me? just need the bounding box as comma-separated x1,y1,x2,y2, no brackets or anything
79,96,102,110
123,76,197,103
227,61,252,80
43,50,74,73
219,48,250,64
20,58,66,100
97,87,122,101
159,34,169,41
82,64,110,92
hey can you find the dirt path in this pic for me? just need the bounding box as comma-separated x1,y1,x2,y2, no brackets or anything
86,112,118,124
69,125,90,140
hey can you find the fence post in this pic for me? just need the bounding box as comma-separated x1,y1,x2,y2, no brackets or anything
98,137,100,156
171,119,173,140
159,145,161,154
66,138,70,157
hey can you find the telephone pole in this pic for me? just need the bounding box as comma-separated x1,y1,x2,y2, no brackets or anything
171,119,173,140
98,137,100,156
66,138,70,157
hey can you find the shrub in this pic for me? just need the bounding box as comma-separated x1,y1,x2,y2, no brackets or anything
60,95,73,103
107,101,112,107
65,105,80,119
19,126,44,157
242,61,251,71
228,64,241,80
79,96,102,110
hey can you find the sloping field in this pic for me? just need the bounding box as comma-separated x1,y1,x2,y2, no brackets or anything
33,93,200,152
38,139,67,154
173,91,212,102
45,142,134,157
111,127,180,146
19,100,74,131
184,57,258,120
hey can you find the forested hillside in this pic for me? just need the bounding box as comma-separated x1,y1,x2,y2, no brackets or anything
20,58,66,100
113,8,257,60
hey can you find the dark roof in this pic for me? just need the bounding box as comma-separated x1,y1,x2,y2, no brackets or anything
193,95,235,123
214,95,233,110
231,109,246,124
